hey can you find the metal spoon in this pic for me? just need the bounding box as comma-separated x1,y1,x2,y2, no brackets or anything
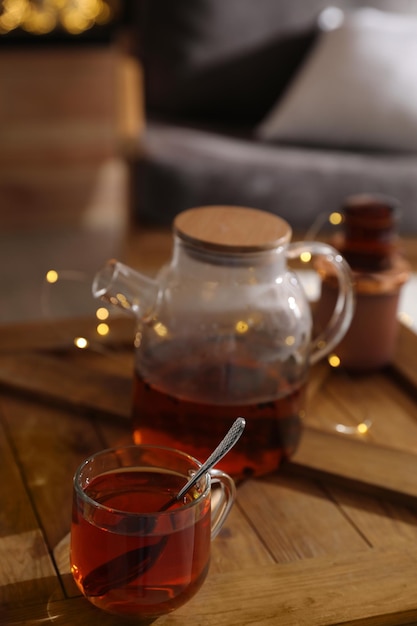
160,416,246,510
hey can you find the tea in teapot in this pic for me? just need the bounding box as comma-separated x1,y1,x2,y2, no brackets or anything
93,206,354,478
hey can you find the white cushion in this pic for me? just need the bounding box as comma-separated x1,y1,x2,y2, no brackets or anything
256,8,417,152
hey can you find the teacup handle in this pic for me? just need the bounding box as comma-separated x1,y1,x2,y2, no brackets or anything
286,241,355,365
209,468,236,539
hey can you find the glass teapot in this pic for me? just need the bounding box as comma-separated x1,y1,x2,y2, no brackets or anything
93,206,354,479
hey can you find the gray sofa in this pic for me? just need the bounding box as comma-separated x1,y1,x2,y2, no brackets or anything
128,0,417,233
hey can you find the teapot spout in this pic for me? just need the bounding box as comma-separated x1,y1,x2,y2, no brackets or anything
92,259,158,318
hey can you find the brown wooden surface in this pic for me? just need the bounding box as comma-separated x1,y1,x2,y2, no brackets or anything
3,316,417,625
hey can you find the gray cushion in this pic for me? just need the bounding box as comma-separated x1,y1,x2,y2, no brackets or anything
257,7,417,152
131,123,417,233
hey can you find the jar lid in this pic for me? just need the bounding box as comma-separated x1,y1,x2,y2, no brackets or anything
174,206,291,252
340,193,400,272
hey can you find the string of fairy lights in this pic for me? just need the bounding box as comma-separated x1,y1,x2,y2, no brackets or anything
0,0,118,35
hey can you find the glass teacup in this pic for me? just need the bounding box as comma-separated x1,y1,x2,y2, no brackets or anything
70,444,235,618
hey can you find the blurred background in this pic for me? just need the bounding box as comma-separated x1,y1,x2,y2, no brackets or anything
0,0,149,323
1,0,416,329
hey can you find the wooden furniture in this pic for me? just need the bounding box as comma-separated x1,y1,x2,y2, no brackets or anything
0,46,126,230
3,314,417,625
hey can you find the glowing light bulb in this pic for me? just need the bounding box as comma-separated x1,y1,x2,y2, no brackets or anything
74,336,89,349
46,270,59,284
96,307,109,320
357,422,369,435
329,211,343,226
328,354,341,368
335,419,372,435
96,323,109,336
236,321,249,334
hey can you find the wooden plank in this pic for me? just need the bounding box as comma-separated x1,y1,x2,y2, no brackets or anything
305,370,368,433
209,506,275,574
237,473,368,561
292,323,417,503
4,596,124,625
307,365,417,455
325,485,417,550
0,417,39,538
156,546,417,626
0,395,105,599
0,407,62,609
0,533,61,612
286,426,417,506
305,325,417,454
5,546,417,625
61,348,134,378
0,396,100,550
332,373,417,455
0,315,135,353
0,352,132,420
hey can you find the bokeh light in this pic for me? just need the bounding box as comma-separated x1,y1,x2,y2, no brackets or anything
328,354,341,368
96,307,109,321
235,320,249,334
0,0,117,35
46,269,59,284
74,336,89,349
96,322,110,336
329,211,343,226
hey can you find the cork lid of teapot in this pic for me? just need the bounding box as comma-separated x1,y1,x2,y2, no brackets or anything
174,206,291,252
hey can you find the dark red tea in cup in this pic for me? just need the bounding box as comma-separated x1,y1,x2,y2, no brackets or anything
70,445,235,618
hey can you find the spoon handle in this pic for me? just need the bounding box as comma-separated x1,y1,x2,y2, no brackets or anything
175,417,246,502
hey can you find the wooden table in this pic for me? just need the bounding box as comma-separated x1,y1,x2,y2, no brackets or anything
3,315,417,625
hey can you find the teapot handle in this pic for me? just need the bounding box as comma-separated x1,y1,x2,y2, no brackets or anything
286,241,355,365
